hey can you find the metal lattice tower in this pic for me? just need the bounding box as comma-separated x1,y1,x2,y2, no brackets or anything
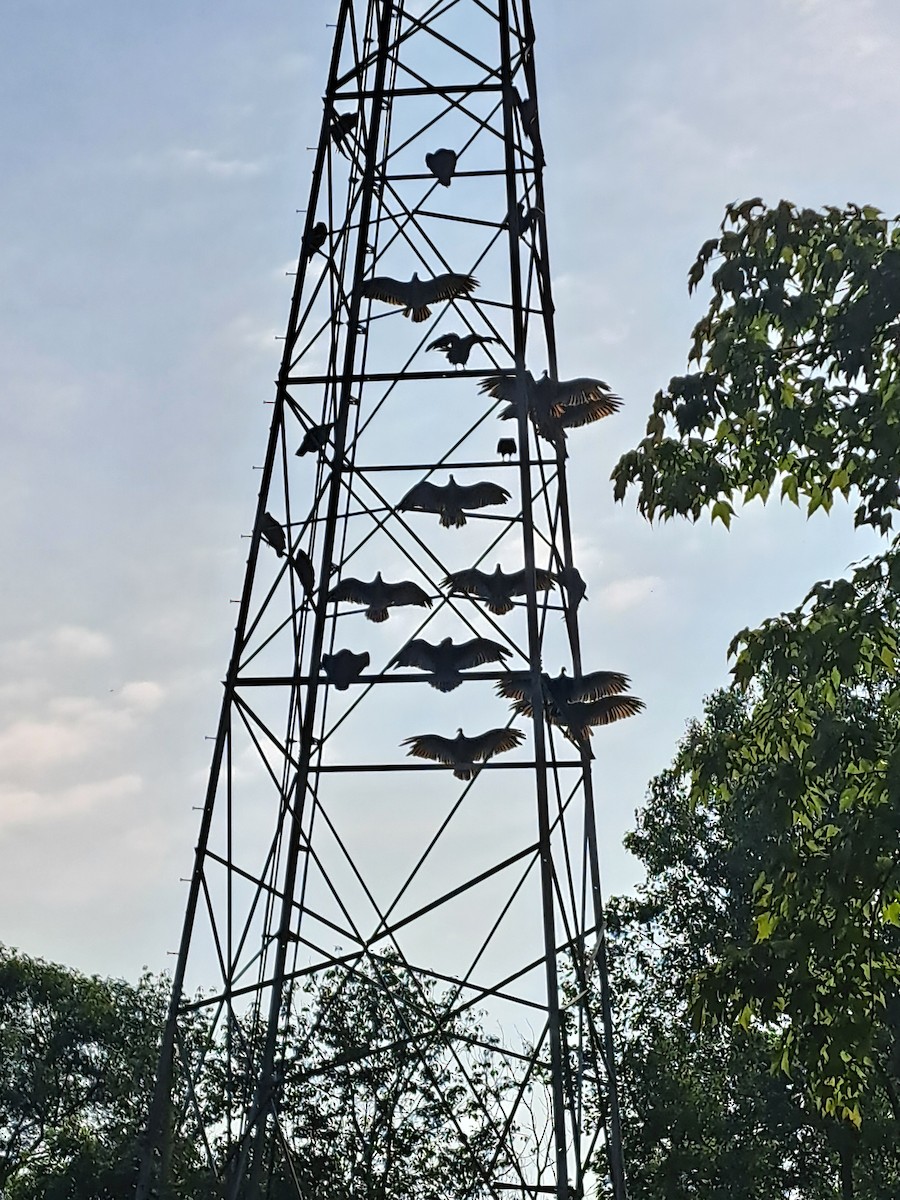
138,4,631,1198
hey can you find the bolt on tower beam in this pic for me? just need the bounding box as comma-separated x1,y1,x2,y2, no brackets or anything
137,3,632,1199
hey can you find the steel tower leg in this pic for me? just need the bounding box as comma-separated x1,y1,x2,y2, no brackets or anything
137,4,630,1199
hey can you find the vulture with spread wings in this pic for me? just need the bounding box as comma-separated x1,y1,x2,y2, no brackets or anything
391,636,511,692
426,332,496,367
327,571,432,623
480,369,621,450
398,476,510,528
442,563,555,615
360,272,478,323
497,668,644,753
402,726,525,780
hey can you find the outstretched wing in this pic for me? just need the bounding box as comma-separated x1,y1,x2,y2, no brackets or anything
398,481,444,512
452,480,511,510
452,637,511,670
442,567,490,595
402,734,457,765
506,568,556,597
465,726,526,762
556,395,622,428
578,695,645,727
564,670,631,703
552,376,613,405
391,639,439,671
383,579,432,607
495,673,535,704
426,333,457,351
420,272,479,304
327,576,374,604
360,275,409,307
479,371,520,402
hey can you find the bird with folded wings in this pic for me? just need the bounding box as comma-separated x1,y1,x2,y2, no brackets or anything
398,476,510,528
402,726,525,780
390,636,511,692
360,271,478,323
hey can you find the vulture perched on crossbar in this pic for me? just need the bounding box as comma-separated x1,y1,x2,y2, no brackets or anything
322,649,370,690
402,726,525,780
391,636,511,692
327,572,432,623
301,222,328,261
426,332,497,367
442,563,555,615
497,668,644,754
425,148,458,186
296,422,333,457
480,369,621,451
360,272,478,323
398,476,510,528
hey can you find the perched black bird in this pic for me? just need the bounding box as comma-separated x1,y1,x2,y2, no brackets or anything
506,200,541,238
557,565,588,615
443,563,555,615
402,726,525,780
327,571,432,623
390,636,511,692
259,512,287,557
290,549,316,599
426,332,497,367
497,668,644,754
398,476,510,528
296,423,334,457
481,369,621,450
301,222,328,261
425,148,458,186
517,92,544,164
360,272,478,323
496,438,517,460
330,111,357,154
322,649,370,690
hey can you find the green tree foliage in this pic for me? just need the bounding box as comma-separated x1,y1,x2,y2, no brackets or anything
0,946,512,1200
606,691,900,1198
610,201,900,1134
0,945,169,1198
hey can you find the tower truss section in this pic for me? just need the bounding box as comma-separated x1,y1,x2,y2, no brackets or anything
139,3,636,1198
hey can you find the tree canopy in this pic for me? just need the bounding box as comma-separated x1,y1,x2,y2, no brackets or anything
611,201,900,1141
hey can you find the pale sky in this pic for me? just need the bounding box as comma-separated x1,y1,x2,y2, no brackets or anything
1,0,897,982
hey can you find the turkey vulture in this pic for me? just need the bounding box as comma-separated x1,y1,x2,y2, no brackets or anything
259,512,287,557
497,669,644,753
506,200,541,238
442,563,555,615
402,726,525,779
290,549,316,599
517,92,544,164
327,571,432,623
330,111,357,154
496,438,517,459
425,148,458,186
296,423,333,457
426,332,497,367
390,636,511,692
322,649,370,690
360,272,478,323
398,476,510,528
302,222,328,260
481,369,621,449
556,565,587,610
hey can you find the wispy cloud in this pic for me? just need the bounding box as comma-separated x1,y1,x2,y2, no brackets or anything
130,146,267,179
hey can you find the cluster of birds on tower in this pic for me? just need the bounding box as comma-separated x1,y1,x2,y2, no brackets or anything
259,101,642,780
